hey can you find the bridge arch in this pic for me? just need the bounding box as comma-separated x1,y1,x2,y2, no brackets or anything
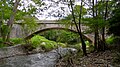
25,27,93,43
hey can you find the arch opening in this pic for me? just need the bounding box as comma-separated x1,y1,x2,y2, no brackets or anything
25,27,93,43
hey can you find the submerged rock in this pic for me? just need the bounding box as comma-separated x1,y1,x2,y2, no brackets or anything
0,46,77,67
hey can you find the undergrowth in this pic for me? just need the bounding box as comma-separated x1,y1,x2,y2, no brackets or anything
29,35,66,51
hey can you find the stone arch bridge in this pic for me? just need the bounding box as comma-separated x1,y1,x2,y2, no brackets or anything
11,20,94,43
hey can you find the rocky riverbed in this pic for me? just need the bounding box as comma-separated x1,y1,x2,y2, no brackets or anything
0,45,77,67
0,45,120,67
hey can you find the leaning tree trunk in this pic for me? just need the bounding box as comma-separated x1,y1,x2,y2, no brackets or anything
78,0,87,56
6,0,20,41
70,0,87,56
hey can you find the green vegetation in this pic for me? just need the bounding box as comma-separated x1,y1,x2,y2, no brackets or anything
30,35,57,48
106,36,116,45
0,0,42,42
0,1,120,66
10,38,24,45
106,36,120,46
30,35,66,51
28,35,93,52
40,30,85,45
0,38,24,48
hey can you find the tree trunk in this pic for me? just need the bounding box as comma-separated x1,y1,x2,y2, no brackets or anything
0,21,2,37
78,0,87,56
92,0,98,51
101,0,108,51
102,27,105,51
6,0,20,41
94,28,98,51
70,0,87,56
99,0,108,51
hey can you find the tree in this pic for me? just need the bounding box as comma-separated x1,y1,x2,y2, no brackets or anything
108,0,120,36
0,0,42,42
58,0,91,56
0,0,17,41
93,0,98,51
6,0,21,41
101,0,109,51
69,0,87,56
82,0,111,51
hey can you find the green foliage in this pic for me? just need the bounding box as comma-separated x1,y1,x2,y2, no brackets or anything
73,41,94,53
85,41,90,46
108,1,120,36
82,15,108,33
57,42,66,47
59,5,87,25
40,30,80,45
0,0,13,20
10,38,24,45
15,10,27,20
106,36,115,45
68,41,93,52
106,36,120,45
82,1,113,34
21,16,38,33
73,43,81,51
0,37,24,48
30,35,45,48
0,38,3,43
0,0,42,42
41,41,57,51
0,44,7,48
30,35,66,51
0,25,9,41
74,5,87,17
87,45,94,53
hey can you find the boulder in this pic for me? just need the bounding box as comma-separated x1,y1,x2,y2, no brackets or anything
0,44,26,59
0,46,77,67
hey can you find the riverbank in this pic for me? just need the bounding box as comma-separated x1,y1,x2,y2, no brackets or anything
56,50,120,67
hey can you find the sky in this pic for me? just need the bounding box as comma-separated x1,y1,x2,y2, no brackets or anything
19,0,90,20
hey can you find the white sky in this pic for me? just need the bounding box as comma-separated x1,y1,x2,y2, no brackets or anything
18,0,90,20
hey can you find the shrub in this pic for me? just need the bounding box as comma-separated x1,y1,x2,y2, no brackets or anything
0,38,3,43
30,35,43,48
73,43,82,51
106,36,120,45
40,30,80,45
10,38,24,45
57,42,66,47
30,35,66,51
0,44,7,48
85,41,90,47
106,35,115,45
